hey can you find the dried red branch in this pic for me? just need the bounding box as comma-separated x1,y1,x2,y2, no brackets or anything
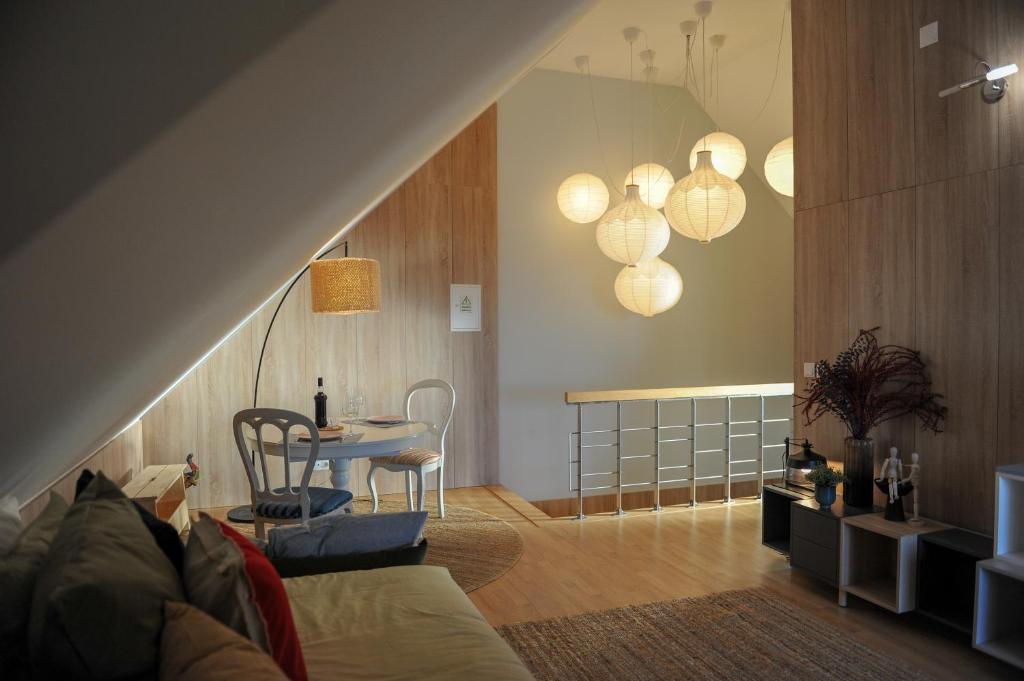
796,328,947,440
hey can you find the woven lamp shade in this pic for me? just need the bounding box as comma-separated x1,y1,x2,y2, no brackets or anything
688,131,747,180
624,163,675,209
557,172,610,224
764,136,794,197
595,184,670,265
310,257,381,314
665,150,747,244
614,258,683,317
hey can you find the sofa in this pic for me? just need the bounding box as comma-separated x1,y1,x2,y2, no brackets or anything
0,471,533,680
286,566,533,680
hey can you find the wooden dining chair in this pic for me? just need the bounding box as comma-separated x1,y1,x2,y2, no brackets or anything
233,408,354,539
367,379,455,519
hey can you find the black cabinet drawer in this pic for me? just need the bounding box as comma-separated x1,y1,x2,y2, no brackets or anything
791,535,838,586
791,506,839,550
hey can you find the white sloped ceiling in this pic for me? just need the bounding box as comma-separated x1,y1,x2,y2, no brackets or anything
0,0,593,504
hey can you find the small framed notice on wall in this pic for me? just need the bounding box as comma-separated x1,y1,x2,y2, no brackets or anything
450,284,481,332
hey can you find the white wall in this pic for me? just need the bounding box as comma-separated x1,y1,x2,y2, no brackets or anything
497,69,793,502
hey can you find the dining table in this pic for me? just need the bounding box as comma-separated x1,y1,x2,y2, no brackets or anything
245,420,428,493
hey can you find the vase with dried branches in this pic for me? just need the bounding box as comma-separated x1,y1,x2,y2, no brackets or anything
797,328,946,507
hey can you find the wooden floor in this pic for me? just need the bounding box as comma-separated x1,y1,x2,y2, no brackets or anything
433,486,1018,681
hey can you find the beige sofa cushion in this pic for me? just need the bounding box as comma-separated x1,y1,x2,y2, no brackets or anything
284,565,533,681
160,601,288,681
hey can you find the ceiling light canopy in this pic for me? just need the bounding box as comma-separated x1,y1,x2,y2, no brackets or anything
615,258,683,317
688,131,747,180
624,163,675,209
596,184,670,264
764,136,794,197
665,150,746,244
557,172,610,224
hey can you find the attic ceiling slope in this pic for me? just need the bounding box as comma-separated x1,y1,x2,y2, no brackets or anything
0,0,594,505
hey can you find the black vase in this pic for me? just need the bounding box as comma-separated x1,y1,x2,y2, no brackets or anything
843,437,875,508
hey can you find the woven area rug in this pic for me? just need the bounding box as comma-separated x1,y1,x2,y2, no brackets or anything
497,588,934,681
227,499,523,593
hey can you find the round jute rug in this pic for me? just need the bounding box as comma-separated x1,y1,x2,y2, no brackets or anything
351,499,523,593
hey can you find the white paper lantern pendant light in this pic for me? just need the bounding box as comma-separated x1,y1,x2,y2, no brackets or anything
688,131,747,180
557,172,610,223
615,258,683,317
764,136,794,197
665,150,747,244
624,163,675,209
596,183,670,264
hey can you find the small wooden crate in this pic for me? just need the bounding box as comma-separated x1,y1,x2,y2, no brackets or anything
122,464,190,535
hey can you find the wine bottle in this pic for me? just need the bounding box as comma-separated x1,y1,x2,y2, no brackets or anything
314,377,328,428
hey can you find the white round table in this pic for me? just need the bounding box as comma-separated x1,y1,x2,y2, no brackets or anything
245,421,428,491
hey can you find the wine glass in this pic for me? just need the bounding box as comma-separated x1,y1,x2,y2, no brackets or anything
343,388,364,419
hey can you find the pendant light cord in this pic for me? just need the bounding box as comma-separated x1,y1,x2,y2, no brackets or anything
585,64,625,198
749,4,789,127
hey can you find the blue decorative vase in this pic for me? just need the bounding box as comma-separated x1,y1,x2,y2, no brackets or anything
815,484,836,511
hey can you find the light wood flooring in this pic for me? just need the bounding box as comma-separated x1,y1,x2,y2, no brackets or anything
447,486,1017,681
201,486,1017,680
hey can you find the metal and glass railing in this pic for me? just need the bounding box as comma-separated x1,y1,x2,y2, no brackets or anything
565,384,795,520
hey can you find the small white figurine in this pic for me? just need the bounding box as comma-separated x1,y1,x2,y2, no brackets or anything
905,452,922,524
878,446,903,503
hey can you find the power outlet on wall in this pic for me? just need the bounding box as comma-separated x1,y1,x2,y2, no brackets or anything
314,460,329,471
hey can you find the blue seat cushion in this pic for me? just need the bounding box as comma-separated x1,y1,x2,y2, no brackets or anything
255,486,353,520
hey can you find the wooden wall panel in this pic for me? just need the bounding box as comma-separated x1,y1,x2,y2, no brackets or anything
794,203,849,459
847,189,917,474
846,0,915,198
793,0,848,210
997,0,1024,167
913,0,999,185
195,327,253,509
452,107,498,488
353,196,407,496
915,172,999,533
403,147,454,492
998,165,1024,473
141,372,198,505
20,422,144,523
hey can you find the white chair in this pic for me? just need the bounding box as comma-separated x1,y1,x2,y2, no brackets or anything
233,408,354,539
367,379,455,518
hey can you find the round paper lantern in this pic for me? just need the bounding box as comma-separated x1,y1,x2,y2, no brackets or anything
764,136,794,197
688,131,747,179
624,163,675,209
595,184,671,265
665,150,747,244
615,258,683,317
557,173,610,224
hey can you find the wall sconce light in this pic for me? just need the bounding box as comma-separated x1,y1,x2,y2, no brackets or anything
939,61,1018,102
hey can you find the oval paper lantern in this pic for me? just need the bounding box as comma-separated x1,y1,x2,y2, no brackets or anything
557,173,610,224
615,258,683,317
595,184,670,265
665,150,747,244
764,136,794,197
688,131,747,179
624,163,675,209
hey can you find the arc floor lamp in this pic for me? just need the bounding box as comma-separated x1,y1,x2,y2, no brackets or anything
226,239,381,523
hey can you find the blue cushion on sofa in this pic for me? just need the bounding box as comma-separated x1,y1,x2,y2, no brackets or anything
254,487,353,520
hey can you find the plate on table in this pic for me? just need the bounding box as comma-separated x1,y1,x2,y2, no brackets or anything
366,415,405,426
298,425,345,442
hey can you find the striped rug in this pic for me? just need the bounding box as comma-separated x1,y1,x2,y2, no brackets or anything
498,587,933,681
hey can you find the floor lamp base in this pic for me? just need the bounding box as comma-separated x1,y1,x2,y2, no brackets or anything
226,505,255,523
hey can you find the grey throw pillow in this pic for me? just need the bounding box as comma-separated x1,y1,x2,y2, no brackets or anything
0,495,22,555
266,511,427,559
28,472,184,680
0,493,67,681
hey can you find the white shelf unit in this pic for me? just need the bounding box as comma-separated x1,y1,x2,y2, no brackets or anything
973,465,1024,671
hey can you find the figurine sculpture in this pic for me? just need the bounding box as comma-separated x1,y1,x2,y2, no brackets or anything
875,446,913,521
905,452,922,524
